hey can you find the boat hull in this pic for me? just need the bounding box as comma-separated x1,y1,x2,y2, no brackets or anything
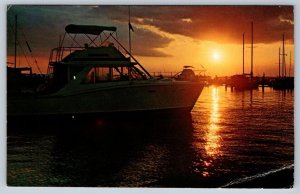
8,80,204,117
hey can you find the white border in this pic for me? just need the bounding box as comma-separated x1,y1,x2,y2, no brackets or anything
1,0,299,194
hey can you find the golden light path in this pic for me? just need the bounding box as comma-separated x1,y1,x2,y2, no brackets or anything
202,87,223,177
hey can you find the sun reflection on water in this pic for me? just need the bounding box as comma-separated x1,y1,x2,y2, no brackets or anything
201,87,223,177
205,87,222,157
205,91,220,156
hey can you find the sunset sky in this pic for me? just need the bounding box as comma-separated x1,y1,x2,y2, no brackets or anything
7,5,294,76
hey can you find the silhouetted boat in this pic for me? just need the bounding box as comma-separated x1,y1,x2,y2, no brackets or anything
272,34,294,90
8,24,205,117
7,15,48,96
229,22,259,90
272,77,294,90
229,74,258,90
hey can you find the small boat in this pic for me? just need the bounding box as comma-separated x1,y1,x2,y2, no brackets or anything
7,24,204,117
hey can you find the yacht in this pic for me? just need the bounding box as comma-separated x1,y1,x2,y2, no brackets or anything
8,24,204,117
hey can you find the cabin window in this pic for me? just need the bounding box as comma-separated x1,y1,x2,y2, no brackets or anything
82,66,140,84
83,67,110,84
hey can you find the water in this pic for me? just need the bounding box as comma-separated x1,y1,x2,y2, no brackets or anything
7,86,294,187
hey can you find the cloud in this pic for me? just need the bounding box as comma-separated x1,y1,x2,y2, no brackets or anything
128,26,173,57
7,5,173,58
7,5,294,60
128,5,294,44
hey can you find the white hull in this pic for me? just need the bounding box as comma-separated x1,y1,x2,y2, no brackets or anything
8,80,204,116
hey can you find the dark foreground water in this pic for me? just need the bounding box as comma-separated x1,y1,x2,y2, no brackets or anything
7,86,294,187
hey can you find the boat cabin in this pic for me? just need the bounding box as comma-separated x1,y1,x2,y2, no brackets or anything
47,24,151,91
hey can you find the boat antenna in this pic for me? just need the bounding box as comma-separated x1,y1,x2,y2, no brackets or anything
128,6,133,56
14,14,17,68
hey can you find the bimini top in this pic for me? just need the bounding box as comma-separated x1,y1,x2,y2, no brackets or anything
65,24,117,35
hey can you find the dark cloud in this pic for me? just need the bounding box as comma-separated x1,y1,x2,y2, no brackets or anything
82,5,294,44
128,5,294,44
7,5,294,59
127,27,173,57
7,5,172,58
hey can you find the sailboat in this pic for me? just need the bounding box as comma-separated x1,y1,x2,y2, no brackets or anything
229,22,259,90
7,15,46,95
272,33,294,90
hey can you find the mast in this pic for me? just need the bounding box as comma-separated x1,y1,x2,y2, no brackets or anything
14,15,18,68
243,32,245,75
282,33,286,78
289,51,291,77
250,21,253,80
279,47,281,78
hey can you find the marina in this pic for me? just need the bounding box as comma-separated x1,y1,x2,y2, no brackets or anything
6,5,294,189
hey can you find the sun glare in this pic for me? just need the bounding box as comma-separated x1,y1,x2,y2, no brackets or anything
212,51,221,62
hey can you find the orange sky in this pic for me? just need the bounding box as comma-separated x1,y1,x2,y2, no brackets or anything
7,5,294,77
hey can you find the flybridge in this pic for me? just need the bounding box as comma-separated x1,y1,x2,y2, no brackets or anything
47,23,153,86
48,24,121,70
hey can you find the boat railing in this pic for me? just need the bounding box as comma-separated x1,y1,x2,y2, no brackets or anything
47,46,85,74
150,72,209,81
151,72,176,79
49,46,84,63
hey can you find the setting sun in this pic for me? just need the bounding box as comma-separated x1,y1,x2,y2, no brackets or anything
212,51,221,62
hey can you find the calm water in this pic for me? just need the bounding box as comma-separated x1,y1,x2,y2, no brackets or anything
7,86,294,187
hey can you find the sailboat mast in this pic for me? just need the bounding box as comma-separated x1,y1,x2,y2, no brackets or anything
279,47,281,78
250,21,253,80
282,33,285,78
289,51,291,77
14,15,17,68
243,32,245,75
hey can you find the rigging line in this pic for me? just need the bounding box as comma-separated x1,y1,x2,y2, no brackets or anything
21,33,42,74
8,18,42,74
34,59,42,74
7,20,30,68
17,39,32,69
